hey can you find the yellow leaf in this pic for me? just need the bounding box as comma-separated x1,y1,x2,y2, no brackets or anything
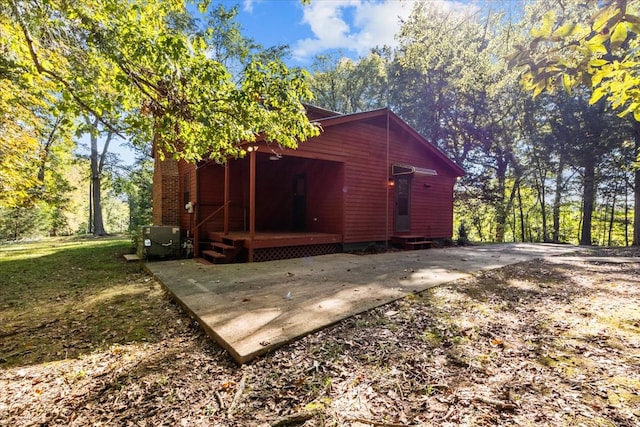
588,59,609,68
532,11,555,38
592,7,612,33
591,70,605,87
532,80,545,98
585,40,607,54
590,86,606,105
562,74,573,92
610,22,628,49
552,22,578,38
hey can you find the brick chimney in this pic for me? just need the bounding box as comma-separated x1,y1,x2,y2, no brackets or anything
152,150,180,226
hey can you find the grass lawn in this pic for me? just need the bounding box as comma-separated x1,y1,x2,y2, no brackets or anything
0,236,165,366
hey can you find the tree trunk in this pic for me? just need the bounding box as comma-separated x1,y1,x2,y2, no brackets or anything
532,156,548,242
87,117,113,237
607,191,616,246
539,179,548,242
552,156,565,243
473,216,484,242
494,155,510,243
88,179,93,234
625,181,629,247
494,186,507,243
580,158,596,246
37,118,61,183
90,131,106,236
518,184,525,242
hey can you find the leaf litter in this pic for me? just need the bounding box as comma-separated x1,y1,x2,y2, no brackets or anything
1,247,639,426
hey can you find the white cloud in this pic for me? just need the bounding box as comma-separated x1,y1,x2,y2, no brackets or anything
293,0,409,60
243,0,259,13
292,0,475,62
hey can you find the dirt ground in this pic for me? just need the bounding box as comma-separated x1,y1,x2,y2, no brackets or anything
1,247,639,426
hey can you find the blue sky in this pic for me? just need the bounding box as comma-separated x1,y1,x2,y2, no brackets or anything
226,0,493,65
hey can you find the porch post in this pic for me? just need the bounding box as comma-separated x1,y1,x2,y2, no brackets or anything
249,148,256,262
223,162,230,235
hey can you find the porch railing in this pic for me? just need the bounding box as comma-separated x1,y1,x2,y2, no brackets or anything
195,200,230,232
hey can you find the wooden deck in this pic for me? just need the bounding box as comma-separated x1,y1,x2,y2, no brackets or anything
204,231,343,263
208,231,342,249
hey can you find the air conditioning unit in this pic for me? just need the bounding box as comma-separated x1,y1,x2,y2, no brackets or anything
139,226,181,259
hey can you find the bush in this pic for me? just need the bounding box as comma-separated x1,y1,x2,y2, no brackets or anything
457,223,469,246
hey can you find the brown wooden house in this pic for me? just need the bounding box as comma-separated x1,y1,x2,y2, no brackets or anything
152,106,465,263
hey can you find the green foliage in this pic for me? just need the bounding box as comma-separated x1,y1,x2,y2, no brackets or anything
1,0,320,168
457,223,469,246
2,1,319,239
113,159,153,233
510,0,640,124
0,205,48,240
310,51,390,113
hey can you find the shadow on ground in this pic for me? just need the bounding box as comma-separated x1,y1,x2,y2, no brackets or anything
0,240,184,368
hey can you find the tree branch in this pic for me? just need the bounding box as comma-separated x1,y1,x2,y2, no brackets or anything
98,131,114,175
8,0,125,139
37,116,62,182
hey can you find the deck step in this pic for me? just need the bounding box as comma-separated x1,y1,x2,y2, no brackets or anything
404,241,433,250
211,242,236,252
405,240,433,246
207,232,246,246
202,249,230,263
391,236,433,250
202,250,226,259
202,232,245,263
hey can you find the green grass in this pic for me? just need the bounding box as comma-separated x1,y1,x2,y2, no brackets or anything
0,236,167,367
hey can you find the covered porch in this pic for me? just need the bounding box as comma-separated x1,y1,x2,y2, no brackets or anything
192,147,345,262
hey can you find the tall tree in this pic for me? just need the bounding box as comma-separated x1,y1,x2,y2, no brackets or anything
1,0,319,167
310,51,390,114
391,2,532,242
2,1,322,238
83,118,114,236
0,70,50,207
510,0,640,245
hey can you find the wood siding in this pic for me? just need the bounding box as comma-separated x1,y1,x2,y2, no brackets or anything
280,120,459,242
162,109,462,247
387,126,457,239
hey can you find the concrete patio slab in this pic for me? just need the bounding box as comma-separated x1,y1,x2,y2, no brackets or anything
144,243,580,363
